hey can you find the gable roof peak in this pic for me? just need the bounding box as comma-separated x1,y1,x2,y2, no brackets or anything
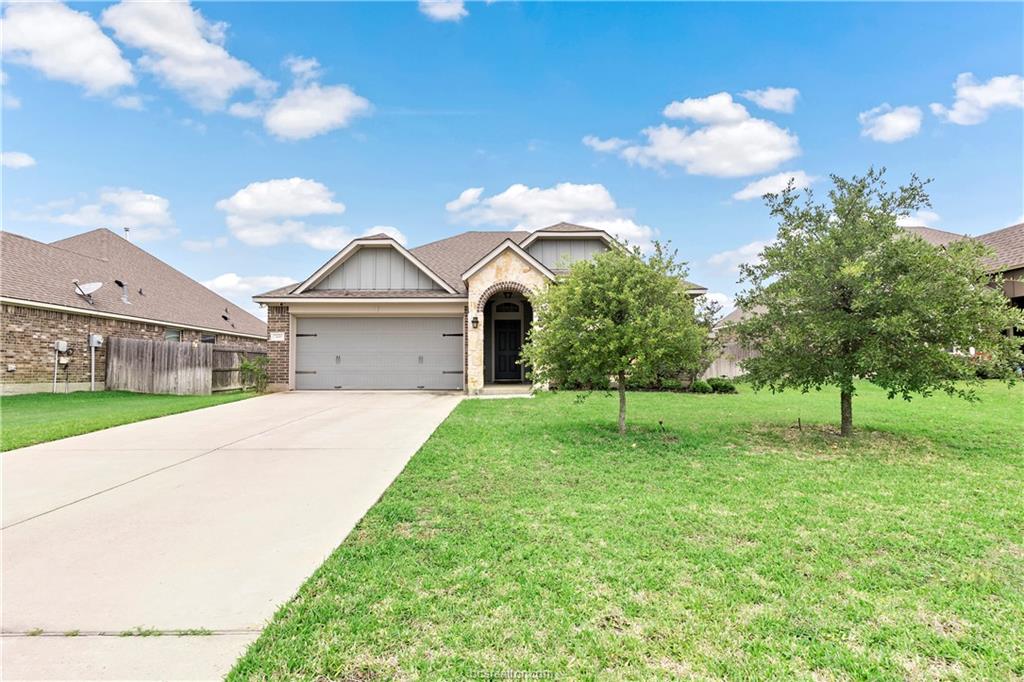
535,221,602,233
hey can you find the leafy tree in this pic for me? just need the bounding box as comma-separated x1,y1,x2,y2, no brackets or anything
735,168,1023,436
681,296,725,385
522,243,704,435
240,354,271,393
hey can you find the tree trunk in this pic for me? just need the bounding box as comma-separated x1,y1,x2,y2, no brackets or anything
840,390,853,437
617,370,627,436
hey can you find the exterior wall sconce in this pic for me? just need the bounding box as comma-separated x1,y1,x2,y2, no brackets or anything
471,315,480,329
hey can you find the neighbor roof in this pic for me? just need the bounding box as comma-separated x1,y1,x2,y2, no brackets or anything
1,229,266,337
977,222,1024,272
901,225,971,248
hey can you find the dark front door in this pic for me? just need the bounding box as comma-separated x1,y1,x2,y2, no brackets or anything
494,319,522,381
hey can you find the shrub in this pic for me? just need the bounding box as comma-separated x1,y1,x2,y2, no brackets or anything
690,379,712,394
707,377,738,394
240,355,270,393
660,377,684,391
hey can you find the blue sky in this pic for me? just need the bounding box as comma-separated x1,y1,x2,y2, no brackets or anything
3,1,1022,316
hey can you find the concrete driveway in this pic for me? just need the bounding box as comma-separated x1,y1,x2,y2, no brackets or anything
1,390,461,681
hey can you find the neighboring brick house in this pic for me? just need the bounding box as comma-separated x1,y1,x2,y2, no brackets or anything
1,228,267,394
253,222,706,394
706,222,1024,379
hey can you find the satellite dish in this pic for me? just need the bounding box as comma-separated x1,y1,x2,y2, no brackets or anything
74,281,103,296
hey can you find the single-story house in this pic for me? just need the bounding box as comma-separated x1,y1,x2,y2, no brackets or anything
253,222,706,394
1,228,267,394
706,222,1024,379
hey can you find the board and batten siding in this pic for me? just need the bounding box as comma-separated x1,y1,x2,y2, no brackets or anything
314,247,442,291
526,238,608,270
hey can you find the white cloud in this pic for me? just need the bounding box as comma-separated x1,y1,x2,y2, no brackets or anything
663,92,749,124
622,119,800,177
1,151,37,169
588,91,801,178
582,135,628,153
732,170,814,201
1,2,134,94
202,272,294,317
740,87,800,113
446,182,658,251
263,82,371,141
101,1,273,111
930,73,1024,125
445,187,484,212
49,188,178,242
182,236,228,252
283,56,322,85
113,94,144,110
706,240,769,274
203,272,294,297
215,177,399,251
702,291,735,314
1,69,21,109
896,210,941,227
858,104,923,143
228,101,263,119
419,0,468,22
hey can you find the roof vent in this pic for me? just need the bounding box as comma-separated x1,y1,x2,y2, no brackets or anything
114,279,130,305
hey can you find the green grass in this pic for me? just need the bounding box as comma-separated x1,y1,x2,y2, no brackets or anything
0,390,252,451
230,382,1023,681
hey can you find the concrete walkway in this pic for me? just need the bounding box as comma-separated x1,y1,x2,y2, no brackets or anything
1,391,461,681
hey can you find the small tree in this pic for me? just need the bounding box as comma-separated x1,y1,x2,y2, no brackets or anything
521,243,704,435
735,168,1023,436
681,296,725,385
240,355,270,393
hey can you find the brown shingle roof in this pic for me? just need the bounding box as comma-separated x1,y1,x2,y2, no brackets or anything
1,229,266,337
535,222,604,233
901,225,971,247
409,231,529,293
977,222,1024,272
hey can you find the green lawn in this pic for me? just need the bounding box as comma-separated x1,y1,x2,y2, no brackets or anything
231,383,1022,681
0,390,253,451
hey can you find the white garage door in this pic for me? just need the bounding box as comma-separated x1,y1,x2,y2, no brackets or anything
295,317,463,390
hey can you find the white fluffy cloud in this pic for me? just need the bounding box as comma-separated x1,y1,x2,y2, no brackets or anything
101,1,272,111
592,92,800,178
445,182,658,251
622,119,800,177
263,82,371,141
1,2,134,94
182,236,228,252
858,104,923,142
215,177,403,250
1,151,37,169
582,135,629,152
203,273,294,297
896,210,941,227
930,73,1024,125
419,0,468,22
706,240,769,274
44,188,178,242
740,87,800,113
663,92,750,124
732,170,814,201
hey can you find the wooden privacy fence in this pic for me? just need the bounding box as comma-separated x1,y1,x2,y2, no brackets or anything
105,337,266,395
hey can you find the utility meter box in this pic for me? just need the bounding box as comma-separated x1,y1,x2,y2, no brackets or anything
54,340,68,352
89,333,104,348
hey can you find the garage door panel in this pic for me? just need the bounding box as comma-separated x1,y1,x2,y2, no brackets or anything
295,318,463,390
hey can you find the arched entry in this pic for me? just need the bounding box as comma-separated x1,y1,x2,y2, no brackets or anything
475,282,533,384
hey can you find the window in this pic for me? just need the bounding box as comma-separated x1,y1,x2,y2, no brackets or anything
200,334,216,344
495,302,520,313
164,329,181,342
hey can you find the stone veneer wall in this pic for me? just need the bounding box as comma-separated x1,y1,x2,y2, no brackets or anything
266,305,290,390
464,249,550,394
0,303,265,394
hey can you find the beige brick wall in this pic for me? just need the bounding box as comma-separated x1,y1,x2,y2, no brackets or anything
266,305,290,389
0,303,265,393
465,249,550,394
